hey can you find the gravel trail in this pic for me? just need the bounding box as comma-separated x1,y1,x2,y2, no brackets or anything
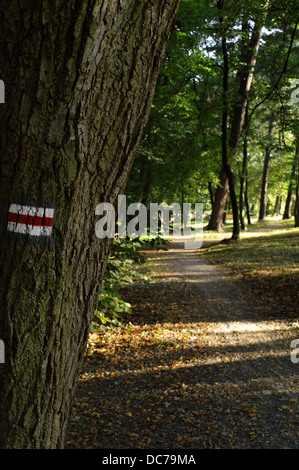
66,238,299,449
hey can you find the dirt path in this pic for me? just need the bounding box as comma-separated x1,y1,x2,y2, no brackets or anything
66,238,299,449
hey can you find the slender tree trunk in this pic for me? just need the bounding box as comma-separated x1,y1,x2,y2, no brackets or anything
273,186,282,216
283,188,295,219
206,12,265,233
0,0,180,449
181,186,187,229
239,172,245,230
294,143,299,227
295,187,299,227
205,167,228,231
223,197,228,224
245,168,251,225
218,5,240,240
240,106,249,230
208,182,214,209
259,119,275,220
283,148,297,219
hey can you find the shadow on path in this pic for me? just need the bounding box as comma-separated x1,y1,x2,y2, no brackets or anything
66,237,299,449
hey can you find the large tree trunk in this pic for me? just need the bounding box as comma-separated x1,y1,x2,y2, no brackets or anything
0,0,180,449
259,119,275,220
205,167,229,231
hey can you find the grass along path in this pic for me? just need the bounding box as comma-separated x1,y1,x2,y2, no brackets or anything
66,220,299,449
202,217,299,319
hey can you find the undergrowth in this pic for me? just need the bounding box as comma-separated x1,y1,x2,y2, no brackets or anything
93,235,169,330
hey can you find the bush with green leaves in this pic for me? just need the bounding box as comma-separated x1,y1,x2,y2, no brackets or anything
93,235,169,329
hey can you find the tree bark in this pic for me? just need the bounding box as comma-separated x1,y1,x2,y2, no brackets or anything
283,188,294,219
244,167,251,225
218,4,240,240
239,106,250,230
239,174,245,230
205,167,229,231
295,188,299,227
0,0,180,448
273,187,282,216
259,119,275,220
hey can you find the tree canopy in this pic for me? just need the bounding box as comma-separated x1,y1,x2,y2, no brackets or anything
127,0,299,231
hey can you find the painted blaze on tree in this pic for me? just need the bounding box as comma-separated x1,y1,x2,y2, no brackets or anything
0,0,181,448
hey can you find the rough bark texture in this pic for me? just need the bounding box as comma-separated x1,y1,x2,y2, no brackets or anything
0,0,180,448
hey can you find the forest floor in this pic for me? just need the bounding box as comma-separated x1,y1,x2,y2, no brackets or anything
66,218,299,449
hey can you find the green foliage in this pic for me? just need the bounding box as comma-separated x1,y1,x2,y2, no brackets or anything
94,282,132,328
93,235,170,330
126,0,299,226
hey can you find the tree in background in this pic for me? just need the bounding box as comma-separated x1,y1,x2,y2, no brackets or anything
127,0,299,236
259,116,276,220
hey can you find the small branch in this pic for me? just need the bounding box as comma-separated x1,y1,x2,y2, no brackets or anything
246,19,298,125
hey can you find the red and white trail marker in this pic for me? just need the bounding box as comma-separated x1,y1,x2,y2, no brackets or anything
7,204,54,237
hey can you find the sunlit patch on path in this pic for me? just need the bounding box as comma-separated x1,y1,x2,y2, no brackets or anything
67,238,299,449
